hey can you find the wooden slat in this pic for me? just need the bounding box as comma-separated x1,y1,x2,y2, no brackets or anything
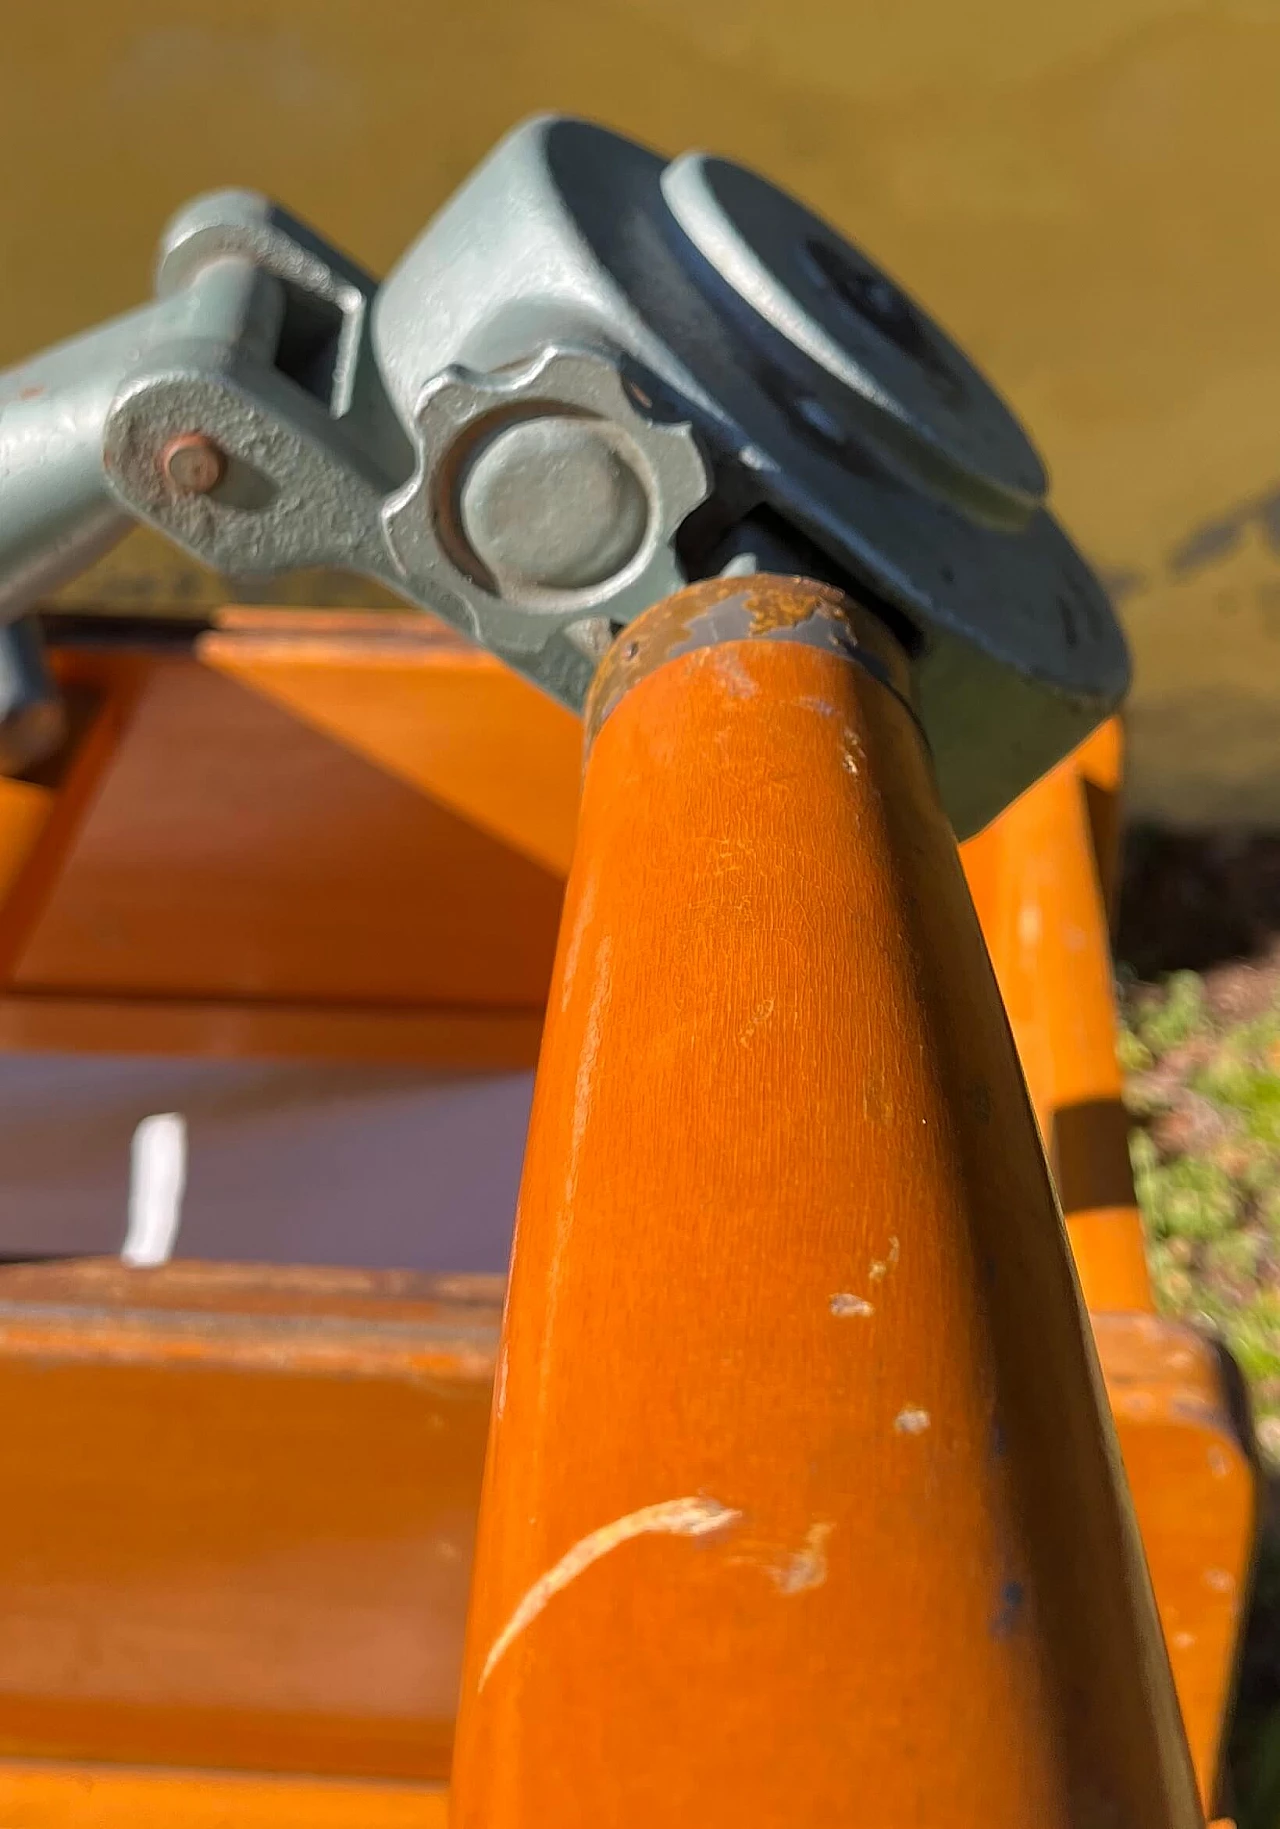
17,651,564,1014
0,991,542,1067
1096,1312,1257,1806
0,1261,500,1781
0,1760,447,1828
201,616,581,879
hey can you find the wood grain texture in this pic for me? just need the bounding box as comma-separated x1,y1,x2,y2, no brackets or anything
0,1261,500,1780
450,583,1200,1829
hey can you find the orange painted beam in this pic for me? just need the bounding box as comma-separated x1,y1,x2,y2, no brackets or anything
1074,716,1125,924
0,1260,500,1781
1097,1311,1256,1807
201,611,582,879
962,724,1150,1311
0,991,542,1067
7,629,565,1060
0,642,551,1067
452,579,1198,1829
962,725,1258,1808
0,1761,446,1829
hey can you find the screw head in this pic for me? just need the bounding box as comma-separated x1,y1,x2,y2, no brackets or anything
459,415,650,593
160,433,226,496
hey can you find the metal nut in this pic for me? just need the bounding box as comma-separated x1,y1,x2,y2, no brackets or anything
160,433,226,496
380,345,710,708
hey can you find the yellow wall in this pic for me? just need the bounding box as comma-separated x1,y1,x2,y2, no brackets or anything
4,0,1280,822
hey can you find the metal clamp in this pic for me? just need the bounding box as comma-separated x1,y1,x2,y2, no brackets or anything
0,116,1126,834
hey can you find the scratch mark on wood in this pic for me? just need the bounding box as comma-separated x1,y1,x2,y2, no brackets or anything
558,874,597,1016
493,1342,509,1421
479,1496,741,1687
565,935,612,1208
869,1236,900,1283
716,650,759,698
738,997,775,1045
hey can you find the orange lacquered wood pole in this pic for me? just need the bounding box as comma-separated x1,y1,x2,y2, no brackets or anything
450,578,1198,1829
961,723,1152,1312
451,581,1199,1829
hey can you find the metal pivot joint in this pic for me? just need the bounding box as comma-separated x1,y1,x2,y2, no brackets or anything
583,575,914,754
0,116,1126,831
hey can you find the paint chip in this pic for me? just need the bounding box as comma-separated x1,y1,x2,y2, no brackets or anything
771,1522,833,1594
830,1292,873,1317
716,650,759,698
894,1405,930,1435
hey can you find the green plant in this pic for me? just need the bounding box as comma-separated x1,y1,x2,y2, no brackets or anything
1136,969,1207,1054
1132,1144,1239,1243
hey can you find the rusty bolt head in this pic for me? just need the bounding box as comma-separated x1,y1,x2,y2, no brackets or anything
160,433,226,496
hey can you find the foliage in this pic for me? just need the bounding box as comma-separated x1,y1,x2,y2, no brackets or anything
1122,970,1280,1459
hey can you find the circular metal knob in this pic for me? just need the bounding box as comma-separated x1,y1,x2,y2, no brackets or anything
382,345,710,701
459,415,651,592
